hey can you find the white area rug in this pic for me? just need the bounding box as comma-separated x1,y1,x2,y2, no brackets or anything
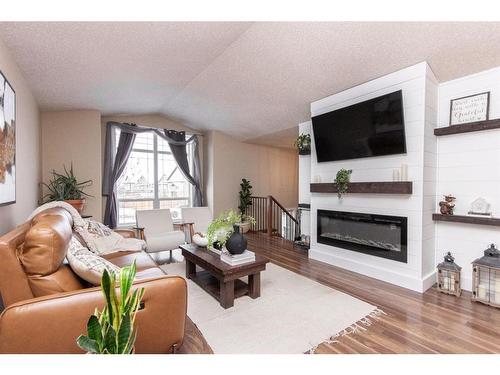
162,261,381,354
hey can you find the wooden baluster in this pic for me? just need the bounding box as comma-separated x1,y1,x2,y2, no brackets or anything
267,196,272,236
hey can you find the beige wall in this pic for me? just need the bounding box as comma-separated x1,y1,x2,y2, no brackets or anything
0,39,40,235
39,111,297,224
41,110,102,219
206,130,298,217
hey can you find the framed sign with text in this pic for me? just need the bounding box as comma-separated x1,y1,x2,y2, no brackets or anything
449,91,490,126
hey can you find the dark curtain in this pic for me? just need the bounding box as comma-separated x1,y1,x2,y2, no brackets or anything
163,130,203,207
102,122,203,227
103,126,136,228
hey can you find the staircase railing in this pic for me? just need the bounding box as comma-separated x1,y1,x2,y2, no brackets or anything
246,196,299,242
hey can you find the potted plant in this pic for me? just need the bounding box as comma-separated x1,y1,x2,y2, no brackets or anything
335,168,352,198
41,163,92,213
76,261,144,354
294,133,311,155
237,178,253,233
207,210,256,255
207,210,242,250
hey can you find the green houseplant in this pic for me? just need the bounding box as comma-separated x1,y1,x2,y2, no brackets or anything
207,210,243,249
41,163,93,213
293,133,311,155
76,261,144,354
237,178,253,233
335,169,352,198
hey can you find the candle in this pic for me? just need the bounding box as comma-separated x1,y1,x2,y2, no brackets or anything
442,276,450,290
495,293,500,304
478,284,487,300
494,279,500,293
401,164,408,181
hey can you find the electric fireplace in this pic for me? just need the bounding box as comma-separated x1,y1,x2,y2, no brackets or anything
317,210,407,263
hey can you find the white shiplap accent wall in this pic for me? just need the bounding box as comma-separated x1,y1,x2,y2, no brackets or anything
421,67,438,290
308,62,433,292
301,63,500,293
436,67,500,291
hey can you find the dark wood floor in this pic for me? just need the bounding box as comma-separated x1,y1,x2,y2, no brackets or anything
177,232,500,354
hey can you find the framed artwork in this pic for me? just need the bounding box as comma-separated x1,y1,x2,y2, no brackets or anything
449,91,490,126
0,70,16,206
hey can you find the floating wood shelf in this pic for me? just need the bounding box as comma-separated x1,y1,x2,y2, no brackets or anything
432,213,500,227
434,119,500,136
310,181,413,195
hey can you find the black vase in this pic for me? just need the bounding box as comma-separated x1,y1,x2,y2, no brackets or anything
226,225,247,255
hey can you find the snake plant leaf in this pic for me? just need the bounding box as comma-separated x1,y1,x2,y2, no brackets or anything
76,335,99,353
117,315,132,354
86,315,102,343
102,270,121,331
101,269,114,325
123,288,138,316
124,331,137,355
119,261,136,308
107,273,120,331
104,325,117,354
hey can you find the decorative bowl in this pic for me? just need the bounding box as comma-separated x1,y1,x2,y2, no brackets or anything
192,233,209,247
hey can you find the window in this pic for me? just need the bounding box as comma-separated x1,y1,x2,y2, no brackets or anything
115,131,193,226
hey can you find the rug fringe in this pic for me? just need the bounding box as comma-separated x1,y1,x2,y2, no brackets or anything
307,308,386,354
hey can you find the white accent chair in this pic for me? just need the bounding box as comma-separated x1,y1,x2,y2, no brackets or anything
135,209,185,261
181,207,213,242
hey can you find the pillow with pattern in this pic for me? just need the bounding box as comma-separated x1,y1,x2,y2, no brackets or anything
66,236,120,285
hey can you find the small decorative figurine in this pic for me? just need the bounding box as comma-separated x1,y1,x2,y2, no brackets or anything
437,252,461,297
439,194,456,215
468,197,492,217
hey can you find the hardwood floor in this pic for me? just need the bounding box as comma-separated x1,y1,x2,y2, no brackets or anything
178,232,500,354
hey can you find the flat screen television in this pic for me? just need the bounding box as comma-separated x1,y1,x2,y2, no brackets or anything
312,90,406,162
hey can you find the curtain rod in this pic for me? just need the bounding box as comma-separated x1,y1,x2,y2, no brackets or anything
123,121,204,137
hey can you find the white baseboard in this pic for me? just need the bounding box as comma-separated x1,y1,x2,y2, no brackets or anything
422,270,436,292
309,247,430,293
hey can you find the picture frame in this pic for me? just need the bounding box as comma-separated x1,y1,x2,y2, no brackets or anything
0,69,16,207
449,91,490,126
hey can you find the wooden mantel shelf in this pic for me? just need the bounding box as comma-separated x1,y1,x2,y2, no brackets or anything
310,181,412,195
434,119,500,136
432,213,500,227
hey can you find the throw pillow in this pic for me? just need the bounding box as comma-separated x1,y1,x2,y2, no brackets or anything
66,236,120,285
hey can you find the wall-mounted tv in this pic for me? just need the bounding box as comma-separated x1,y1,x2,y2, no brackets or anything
312,90,406,163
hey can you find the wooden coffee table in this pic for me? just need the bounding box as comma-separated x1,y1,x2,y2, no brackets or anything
180,244,269,308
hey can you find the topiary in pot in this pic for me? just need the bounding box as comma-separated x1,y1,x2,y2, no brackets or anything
238,178,253,233
76,261,144,354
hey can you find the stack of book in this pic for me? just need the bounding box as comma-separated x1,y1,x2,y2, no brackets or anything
221,250,256,266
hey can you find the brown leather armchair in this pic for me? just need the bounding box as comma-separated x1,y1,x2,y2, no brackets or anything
0,208,187,354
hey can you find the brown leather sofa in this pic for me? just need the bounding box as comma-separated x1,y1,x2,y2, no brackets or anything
0,207,187,354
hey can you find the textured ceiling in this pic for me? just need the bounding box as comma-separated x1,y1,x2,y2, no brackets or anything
1,22,500,145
